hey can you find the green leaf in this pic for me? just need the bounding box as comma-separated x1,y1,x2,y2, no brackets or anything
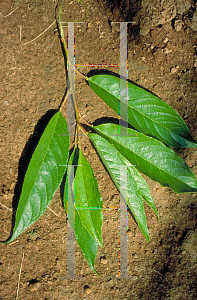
64,147,79,229
63,147,98,272
88,75,197,148
7,111,70,243
122,158,158,218
93,123,197,193
75,212,98,272
89,133,158,241
74,148,103,247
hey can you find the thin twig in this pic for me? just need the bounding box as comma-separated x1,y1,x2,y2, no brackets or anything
0,202,12,211
74,67,86,80
59,89,69,111
0,7,18,18
75,105,91,126
48,207,61,217
57,0,86,95
78,123,88,137
44,220,50,226
8,240,19,246
16,252,24,300
22,20,56,45
152,269,168,281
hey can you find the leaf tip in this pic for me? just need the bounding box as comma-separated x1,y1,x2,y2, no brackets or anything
142,229,150,242
92,267,99,275
145,235,150,242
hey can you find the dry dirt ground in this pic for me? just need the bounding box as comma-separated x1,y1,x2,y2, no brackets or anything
0,0,197,299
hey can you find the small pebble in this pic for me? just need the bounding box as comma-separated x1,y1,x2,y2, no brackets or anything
174,19,184,31
84,285,91,294
171,66,179,73
189,11,197,31
163,48,172,54
150,43,155,49
100,256,108,264
163,37,169,43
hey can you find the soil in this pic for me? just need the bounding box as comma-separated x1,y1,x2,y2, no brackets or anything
0,0,197,299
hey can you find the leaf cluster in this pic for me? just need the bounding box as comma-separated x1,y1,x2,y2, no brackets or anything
2,0,197,273
3,73,197,273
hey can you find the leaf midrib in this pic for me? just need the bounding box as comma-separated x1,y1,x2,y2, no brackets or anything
19,113,62,219
94,77,185,139
78,158,97,236
79,155,102,245
91,135,149,239
105,133,191,187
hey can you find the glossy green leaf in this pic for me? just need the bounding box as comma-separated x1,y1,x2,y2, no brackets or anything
64,147,98,272
64,147,79,229
93,123,197,193
75,212,98,272
7,111,70,243
122,158,158,218
74,148,103,247
88,75,197,148
89,133,158,240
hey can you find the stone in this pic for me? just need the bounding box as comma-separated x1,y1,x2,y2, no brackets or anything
140,21,151,36
174,19,184,31
189,11,197,31
163,37,169,43
171,65,179,73
100,256,108,264
163,48,172,54
159,5,177,24
176,0,191,14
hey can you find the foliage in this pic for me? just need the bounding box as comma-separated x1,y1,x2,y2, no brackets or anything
2,0,197,273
